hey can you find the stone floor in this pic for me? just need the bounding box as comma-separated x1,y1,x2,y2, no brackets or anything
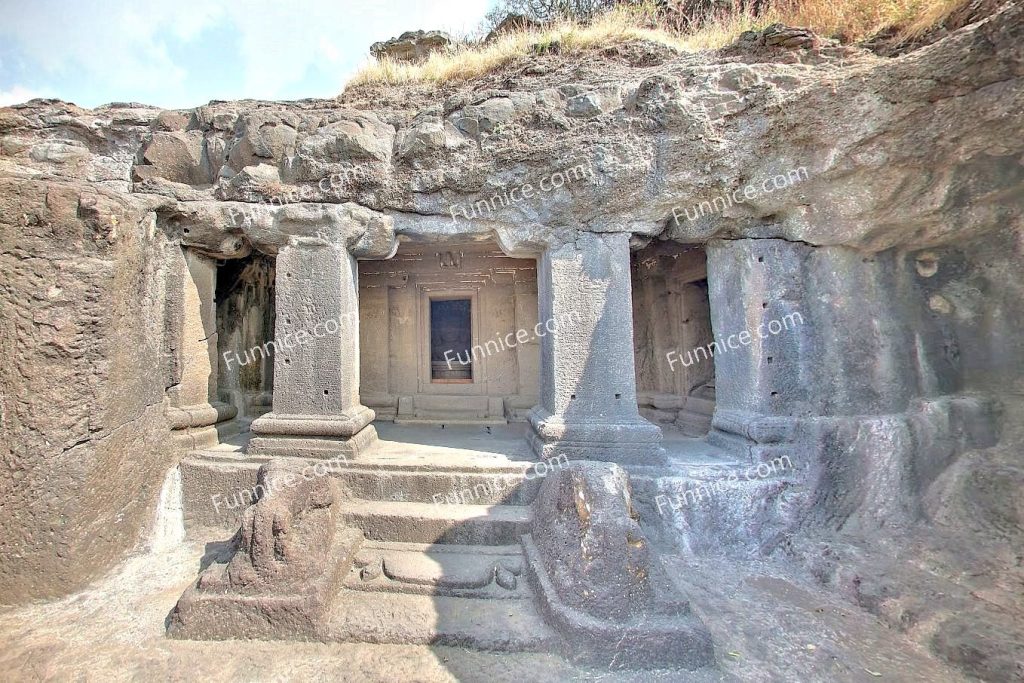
370,421,735,469
0,422,972,681
206,421,734,467
0,536,967,682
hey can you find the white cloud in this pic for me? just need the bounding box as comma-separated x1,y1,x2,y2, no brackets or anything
224,0,492,99
0,0,493,107
0,0,219,106
0,85,49,106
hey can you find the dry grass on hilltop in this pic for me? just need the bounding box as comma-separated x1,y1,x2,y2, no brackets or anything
347,0,974,87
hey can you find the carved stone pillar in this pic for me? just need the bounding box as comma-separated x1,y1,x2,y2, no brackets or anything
527,232,665,465
249,240,376,459
704,238,920,460
167,248,238,448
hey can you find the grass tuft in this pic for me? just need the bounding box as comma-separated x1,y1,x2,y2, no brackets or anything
346,0,973,87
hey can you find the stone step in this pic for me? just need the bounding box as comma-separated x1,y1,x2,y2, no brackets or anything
393,416,508,427
339,467,539,505
704,428,754,460
339,499,531,545
178,452,546,534
345,540,530,598
324,589,557,652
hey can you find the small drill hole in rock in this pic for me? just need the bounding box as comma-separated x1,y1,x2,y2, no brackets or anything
570,394,576,400
771,391,779,397
757,256,764,263
615,393,621,399
323,390,329,395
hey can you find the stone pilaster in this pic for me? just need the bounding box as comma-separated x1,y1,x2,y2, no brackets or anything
527,232,665,465
704,238,920,459
167,248,238,449
249,240,376,459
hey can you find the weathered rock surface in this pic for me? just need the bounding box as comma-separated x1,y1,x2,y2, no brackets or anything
0,175,174,602
0,6,1019,255
370,30,453,63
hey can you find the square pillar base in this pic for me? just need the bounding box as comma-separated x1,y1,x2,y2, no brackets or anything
169,401,240,450
249,407,378,460
527,406,667,466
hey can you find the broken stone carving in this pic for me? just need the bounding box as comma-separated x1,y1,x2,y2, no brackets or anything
525,461,715,669
169,458,362,639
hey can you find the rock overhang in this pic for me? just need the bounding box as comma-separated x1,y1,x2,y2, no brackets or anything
0,3,1019,256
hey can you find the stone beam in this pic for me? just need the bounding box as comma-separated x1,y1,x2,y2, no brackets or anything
158,200,396,258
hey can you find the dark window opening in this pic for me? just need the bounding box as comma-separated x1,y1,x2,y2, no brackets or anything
431,298,472,383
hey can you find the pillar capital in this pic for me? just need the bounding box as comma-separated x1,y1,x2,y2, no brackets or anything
164,199,397,258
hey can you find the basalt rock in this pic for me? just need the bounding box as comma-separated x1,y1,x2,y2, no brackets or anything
168,458,363,639
370,30,453,63
486,14,542,42
525,461,714,669
761,23,821,50
0,7,1021,682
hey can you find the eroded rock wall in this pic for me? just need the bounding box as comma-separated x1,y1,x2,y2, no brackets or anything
216,254,276,420
0,178,175,602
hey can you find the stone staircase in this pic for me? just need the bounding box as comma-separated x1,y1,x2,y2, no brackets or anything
318,459,555,651
172,426,722,668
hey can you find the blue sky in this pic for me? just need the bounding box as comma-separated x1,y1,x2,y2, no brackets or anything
0,0,495,108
